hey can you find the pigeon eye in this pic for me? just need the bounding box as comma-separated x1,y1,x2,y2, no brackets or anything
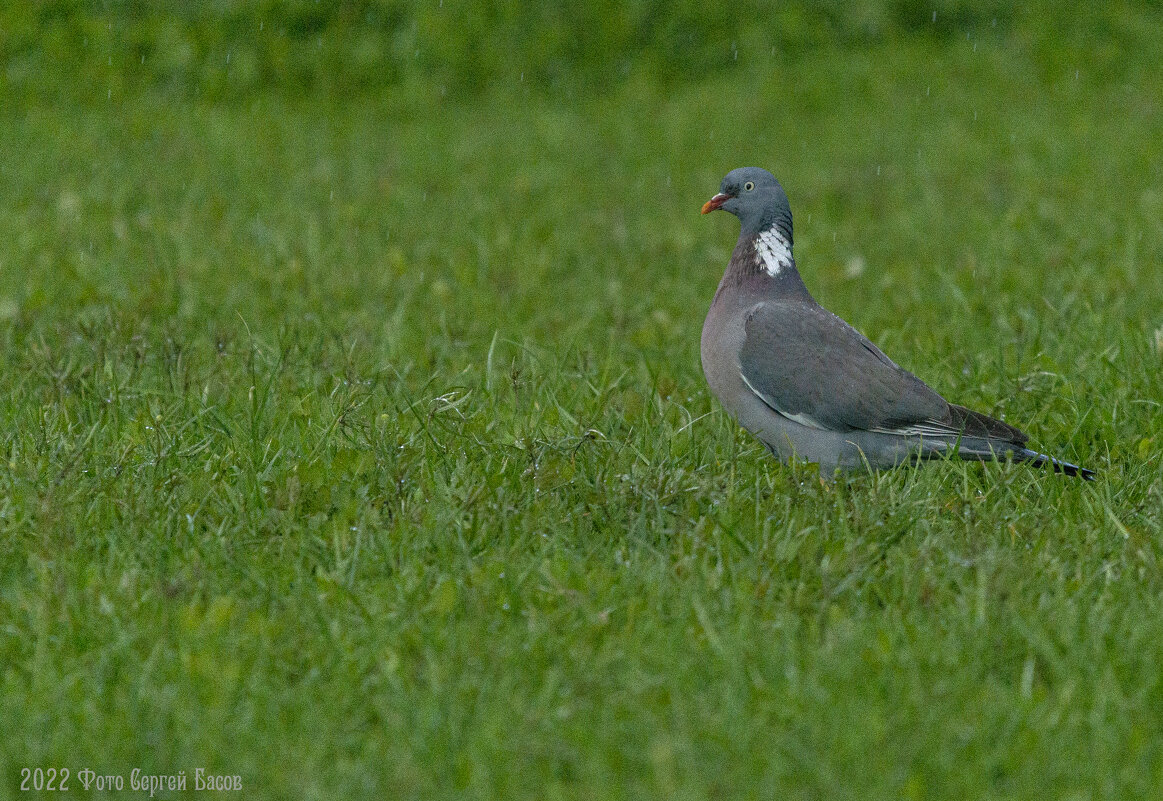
744,181,755,192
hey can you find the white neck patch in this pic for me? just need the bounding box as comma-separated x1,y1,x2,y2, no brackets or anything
754,228,793,277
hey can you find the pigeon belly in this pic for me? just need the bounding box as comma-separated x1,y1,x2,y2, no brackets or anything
701,291,836,466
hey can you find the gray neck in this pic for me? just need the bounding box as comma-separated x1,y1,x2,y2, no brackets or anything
715,222,813,303
740,198,793,243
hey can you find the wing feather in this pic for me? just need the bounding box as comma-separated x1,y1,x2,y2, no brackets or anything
738,302,1024,446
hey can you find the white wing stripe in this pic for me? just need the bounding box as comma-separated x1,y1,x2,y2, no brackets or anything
740,370,827,430
742,367,963,438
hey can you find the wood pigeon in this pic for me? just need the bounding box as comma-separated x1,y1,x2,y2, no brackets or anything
700,166,1095,479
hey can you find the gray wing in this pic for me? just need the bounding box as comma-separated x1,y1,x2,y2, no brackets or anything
738,301,957,435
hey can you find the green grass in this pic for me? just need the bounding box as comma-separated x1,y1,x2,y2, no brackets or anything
3,17,1163,801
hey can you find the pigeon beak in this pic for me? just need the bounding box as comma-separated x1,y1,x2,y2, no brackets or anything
701,192,731,214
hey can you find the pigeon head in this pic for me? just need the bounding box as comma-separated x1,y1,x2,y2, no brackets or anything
701,167,792,240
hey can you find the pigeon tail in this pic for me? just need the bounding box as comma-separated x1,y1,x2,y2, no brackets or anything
1017,448,1097,480
945,405,1095,480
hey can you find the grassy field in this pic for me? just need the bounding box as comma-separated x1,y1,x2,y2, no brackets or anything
3,8,1163,799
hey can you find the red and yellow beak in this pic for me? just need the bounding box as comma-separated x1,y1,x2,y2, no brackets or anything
701,192,731,214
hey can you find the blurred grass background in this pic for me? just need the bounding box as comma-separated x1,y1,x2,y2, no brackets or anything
2,0,1153,100
2,2,1163,799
